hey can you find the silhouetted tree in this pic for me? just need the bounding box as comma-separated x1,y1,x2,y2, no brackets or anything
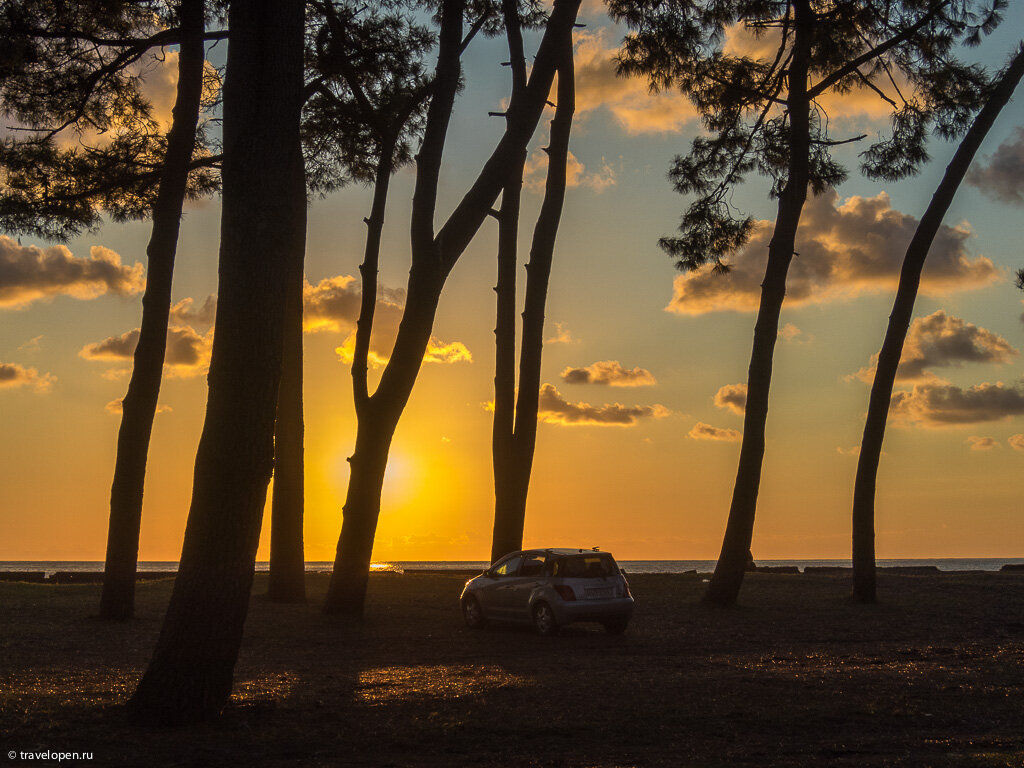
324,0,582,616
128,0,306,723
490,21,575,563
0,0,221,619
852,41,1024,603
611,0,1002,605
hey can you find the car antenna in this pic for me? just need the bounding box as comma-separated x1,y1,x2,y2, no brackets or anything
591,546,600,551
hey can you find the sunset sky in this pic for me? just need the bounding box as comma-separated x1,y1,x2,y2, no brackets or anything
3,5,1024,563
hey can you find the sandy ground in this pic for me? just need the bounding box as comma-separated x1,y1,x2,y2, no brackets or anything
2,571,1024,767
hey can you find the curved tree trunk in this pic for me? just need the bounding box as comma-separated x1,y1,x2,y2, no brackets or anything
491,37,574,562
267,260,306,603
703,0,813,607
128,0,306,724
324,0,581,616
99,0,206,621
852,43,1024,603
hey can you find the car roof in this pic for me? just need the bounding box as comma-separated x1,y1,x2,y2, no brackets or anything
519,548,612,557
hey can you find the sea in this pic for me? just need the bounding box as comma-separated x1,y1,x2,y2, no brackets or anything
2,558,1023,577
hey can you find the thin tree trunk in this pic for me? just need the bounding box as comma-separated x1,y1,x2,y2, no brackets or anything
491,36,575,562
99,0,206,621
852,43,1024,603
703,0,813,607
324,0,581,616
490,0,528,564
128,0,306,724
267,256,306,603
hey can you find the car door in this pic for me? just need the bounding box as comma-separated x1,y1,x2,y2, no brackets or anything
506,552,547,620
477,554,522,619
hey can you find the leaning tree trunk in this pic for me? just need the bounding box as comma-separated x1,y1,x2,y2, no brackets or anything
491,36,574,562
703,0,813,607
128,0,306,725
852,43,1024,603
324,0,581,616
267,256,306,604
98,0,206,621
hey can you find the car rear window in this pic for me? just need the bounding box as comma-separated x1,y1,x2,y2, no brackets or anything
553,554,617,578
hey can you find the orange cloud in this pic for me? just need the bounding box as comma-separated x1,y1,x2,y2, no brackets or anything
538,383,670,426
523,149,617,193
574,29,699,134
890,381,1024,427
688,422,741,442
713,383,747,415
667,191,998,315
0,362,55,392
560,360,656,386
0,237,144,309
80,324,213,378
966,436,998,451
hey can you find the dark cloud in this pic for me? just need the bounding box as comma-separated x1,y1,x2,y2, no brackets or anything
169,295,217,327
0,236,145,309
688,421,741,442
80,325,212,376
537,383,670,426
713,383,747,415
966,436,998,451
890,381,1024,426
560,360,656,387
854,311,1017,383
668,191,998,315
0,361,55,392
967,127,1024,206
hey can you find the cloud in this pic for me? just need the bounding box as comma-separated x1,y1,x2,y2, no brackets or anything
667,191,998,315
837,446,861,456
574,29,699,134
890,381,1024,427
779,323,811,344
106,399,172,415
304,275,470,367
688,421,741,442
537,383,670,426
17,335,43,352
523,149,617,193
966,436,998,451
169,295,217,328
80,325,213,377
545,322,576,345
0,362,55,392
967,127,1024,206
713,383,747,415
1009,434,1024,451
0,237,145,309
560,360,656,386
853,311,1017,383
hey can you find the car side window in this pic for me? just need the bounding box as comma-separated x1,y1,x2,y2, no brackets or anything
492,556,523,577
520,555,545,577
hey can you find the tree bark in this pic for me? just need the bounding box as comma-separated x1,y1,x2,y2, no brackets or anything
267,256,306,603
128,0,306,724
99,0,205,621
851,43,1024,603
703,0,813,607
491,36,574,562
324,0,581,616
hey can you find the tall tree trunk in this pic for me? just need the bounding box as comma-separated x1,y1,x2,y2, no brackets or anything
267,257,306,603
703,0,813,607
324,0,581,616
491,36,574,562
852,43,1024,603
99,0,206,621
490,0,528,564
128,0,306,724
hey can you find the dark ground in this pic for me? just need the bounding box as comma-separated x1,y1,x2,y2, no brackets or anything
2,571,1024,767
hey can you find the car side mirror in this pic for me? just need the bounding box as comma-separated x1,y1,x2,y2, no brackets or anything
483,569,495,578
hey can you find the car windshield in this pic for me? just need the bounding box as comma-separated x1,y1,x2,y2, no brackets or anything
553,554,617,578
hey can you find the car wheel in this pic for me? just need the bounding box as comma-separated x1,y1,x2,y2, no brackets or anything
462,595,486,628
532,601,559,636
603,618,629,635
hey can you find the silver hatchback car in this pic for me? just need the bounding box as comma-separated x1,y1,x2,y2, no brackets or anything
460,548,634,635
